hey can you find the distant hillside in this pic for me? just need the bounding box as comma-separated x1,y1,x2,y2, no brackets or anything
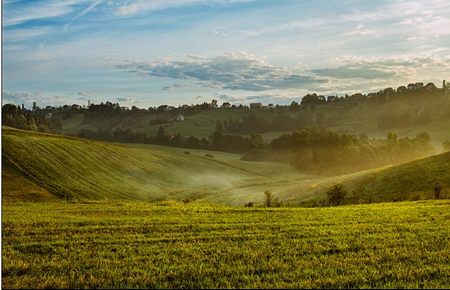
2,127,314,204
299,151,450,205
3,81,449,149
3,127,449,205
345,151,450,202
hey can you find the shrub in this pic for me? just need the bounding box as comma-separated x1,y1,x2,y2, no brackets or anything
244,202,254,208
434,183,443,199
326,184,347,206
264,190,274,207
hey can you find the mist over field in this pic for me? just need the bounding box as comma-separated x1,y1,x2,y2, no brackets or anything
2,0,450,289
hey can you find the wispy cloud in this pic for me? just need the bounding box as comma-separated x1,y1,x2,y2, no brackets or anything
64,0,103,32
311,55,450,94
346,24,374,36
3,0,94,27
115,0,255,16
114,52,325,91
2,91,70,107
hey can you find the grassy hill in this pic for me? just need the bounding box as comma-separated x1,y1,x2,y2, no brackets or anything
3,127,449,205
3,127,323,204
58,93,450,146
2,157,57,203
343,151,450,202
295,151,450,205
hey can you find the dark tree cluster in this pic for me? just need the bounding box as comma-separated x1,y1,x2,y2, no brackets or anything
225,112,318,134
2,104,62,133
243,127,435,174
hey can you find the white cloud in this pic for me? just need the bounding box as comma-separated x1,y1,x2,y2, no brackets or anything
311,54,450,94
115,0,255,16
346,24,374,36
63,0,103,32
3,0,96,27
2,91,70,107
114,52,325,91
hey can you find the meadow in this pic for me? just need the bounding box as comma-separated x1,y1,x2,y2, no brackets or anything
2,200,450,288
2,127,319,204
4,127,450,206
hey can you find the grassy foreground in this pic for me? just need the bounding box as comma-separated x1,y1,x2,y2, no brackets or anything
3,200,450,289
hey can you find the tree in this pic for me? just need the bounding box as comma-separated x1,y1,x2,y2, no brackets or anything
434,183,443,199
155,125,166,144
326,184,347,206
215,120,224,135
264,190,274,207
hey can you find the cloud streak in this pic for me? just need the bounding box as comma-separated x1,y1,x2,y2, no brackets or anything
115,52,326,91
115,0,256,16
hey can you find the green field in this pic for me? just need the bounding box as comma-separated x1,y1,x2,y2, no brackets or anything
3,124,450,289
2,200,450,288
4,127,450,205
3,127,323,205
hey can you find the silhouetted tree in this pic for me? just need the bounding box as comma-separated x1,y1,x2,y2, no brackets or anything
434,183,443,199
326,184,347,206
264,190,274,207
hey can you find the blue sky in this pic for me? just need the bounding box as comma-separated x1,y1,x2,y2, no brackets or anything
3,0,450,108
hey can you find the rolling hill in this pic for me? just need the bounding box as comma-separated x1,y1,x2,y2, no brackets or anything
2,127,321,204
3,127,449,205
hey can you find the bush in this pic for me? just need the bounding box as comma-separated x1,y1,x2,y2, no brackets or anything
326,184,347,206
434,183,443,199
264,190,273,207
244,202,254,207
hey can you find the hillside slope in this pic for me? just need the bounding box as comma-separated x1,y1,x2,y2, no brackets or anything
2,127,318,203
2,157,57,203
345,151,450,202
4,127,449,205
294,151,450,204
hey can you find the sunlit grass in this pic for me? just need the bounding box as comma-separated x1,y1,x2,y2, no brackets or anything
2,200,450,288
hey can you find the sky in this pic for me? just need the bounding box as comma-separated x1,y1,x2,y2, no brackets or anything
2,0,450,108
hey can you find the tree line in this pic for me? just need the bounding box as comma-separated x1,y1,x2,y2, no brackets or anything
242,127,436,174
2,104,62,133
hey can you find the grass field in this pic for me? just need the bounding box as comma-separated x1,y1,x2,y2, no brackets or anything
4,127,450,205
3,127,322,205
2,200,450,288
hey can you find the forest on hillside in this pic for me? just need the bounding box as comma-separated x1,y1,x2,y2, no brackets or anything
2,81,450,175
